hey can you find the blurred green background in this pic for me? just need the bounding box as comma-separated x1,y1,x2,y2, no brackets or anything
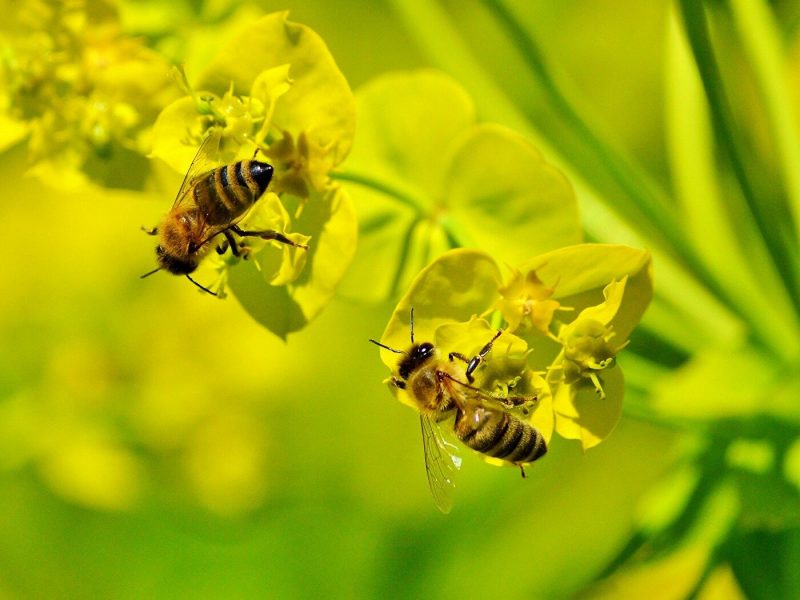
2,0,799,598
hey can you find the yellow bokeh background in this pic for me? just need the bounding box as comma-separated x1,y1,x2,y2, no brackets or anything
2,0,786,597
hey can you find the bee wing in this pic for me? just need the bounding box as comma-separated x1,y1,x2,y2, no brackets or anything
172,128,224,209
445,373,522,414
420,414,462,514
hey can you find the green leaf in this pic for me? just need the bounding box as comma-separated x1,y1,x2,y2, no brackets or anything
341,70,580,303
581,482,739,598
729,528,800,600
784,438,800,492
228,185,357,338
679,0,800,332
649,345,789,422
444,123,581,264
346,69,475,197
727,0,800,248
197,12,356,165
665,9,800,363
733,471,800,530
635,464,701,537
579,542,709,599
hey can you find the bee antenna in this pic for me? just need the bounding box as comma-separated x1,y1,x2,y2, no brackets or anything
186,274,218,297
140,267,161,279
368,339,404,354
410,307,415,344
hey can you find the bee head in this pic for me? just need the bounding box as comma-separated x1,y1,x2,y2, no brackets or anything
397,342,435,380
156,245,198,275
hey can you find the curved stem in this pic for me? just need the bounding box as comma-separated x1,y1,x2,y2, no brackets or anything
390,215,424,297
331,169,426,212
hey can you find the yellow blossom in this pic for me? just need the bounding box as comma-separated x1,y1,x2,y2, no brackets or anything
495,266,566,336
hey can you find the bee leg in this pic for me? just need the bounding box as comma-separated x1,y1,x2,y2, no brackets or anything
505,395,538,409
141,225,158,236
223,230,240,257
464,329,504,383
230,225,309,250
518,464,527,479
448,352,469,365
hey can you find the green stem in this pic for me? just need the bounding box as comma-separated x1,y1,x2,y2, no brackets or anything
679,0,800,317
726,0,800,244
437,213,473,249
390,215,424,297
331,169,426,212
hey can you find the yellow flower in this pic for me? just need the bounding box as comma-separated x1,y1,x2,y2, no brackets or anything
1,0,176,186
495,266,566,336
554,278,628,399
560,319,621,398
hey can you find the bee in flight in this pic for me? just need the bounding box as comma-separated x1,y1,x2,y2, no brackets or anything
370,310,547,513
141,129,307,295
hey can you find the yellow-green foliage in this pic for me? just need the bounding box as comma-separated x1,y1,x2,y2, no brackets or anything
1,0,799,598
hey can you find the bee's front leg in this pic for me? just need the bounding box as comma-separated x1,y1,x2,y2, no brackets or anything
463,329,504,382
141,225,158,236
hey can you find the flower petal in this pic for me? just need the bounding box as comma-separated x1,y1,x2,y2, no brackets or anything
377,249,501,368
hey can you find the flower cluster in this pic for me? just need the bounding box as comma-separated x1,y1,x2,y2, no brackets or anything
148,12,357,337
376,246,652,454
0,0,176,187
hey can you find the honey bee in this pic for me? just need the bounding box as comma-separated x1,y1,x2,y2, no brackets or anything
370,311,547,513
141,129,307,295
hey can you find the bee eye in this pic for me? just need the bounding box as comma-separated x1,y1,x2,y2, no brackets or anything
419,342,435,358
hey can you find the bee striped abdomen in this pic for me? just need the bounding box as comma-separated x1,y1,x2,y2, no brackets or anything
194,161,274,226
454,409,547,465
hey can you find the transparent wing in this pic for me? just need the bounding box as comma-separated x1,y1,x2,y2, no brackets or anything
420,414,462,514
443,370,532,414
172,128,223,209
